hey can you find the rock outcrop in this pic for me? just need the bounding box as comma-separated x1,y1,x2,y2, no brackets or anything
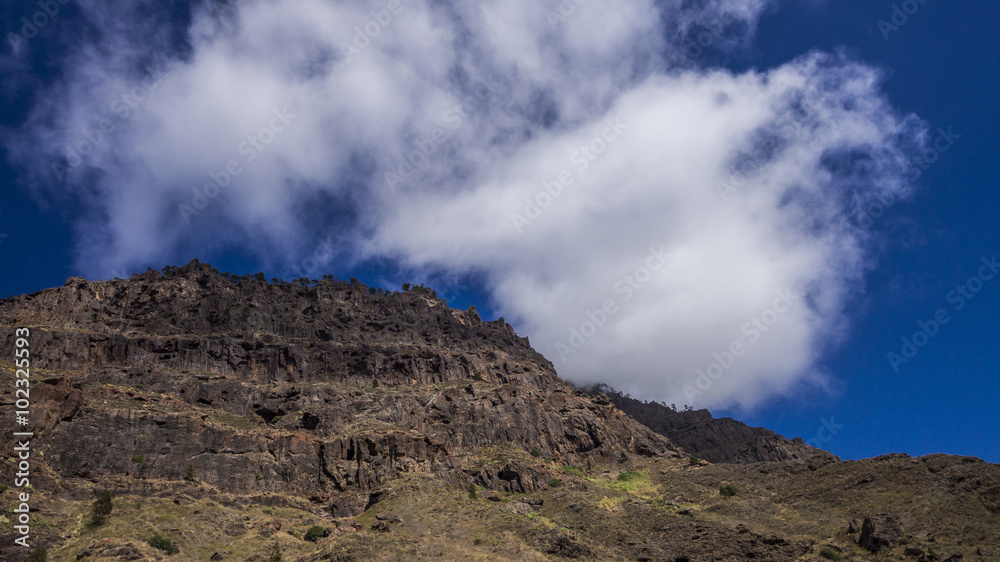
858,513,903,552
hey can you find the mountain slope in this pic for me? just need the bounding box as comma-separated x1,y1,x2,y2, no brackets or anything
0,262,997,561
0,261,683,557
598,386,837,463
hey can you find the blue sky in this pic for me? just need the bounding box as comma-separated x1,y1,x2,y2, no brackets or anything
2,0,998,463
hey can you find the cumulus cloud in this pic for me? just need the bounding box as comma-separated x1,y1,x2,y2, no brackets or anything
4,0,925,409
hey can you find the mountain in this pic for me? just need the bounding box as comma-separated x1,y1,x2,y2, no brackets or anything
1,261,998,561
595,386,837,464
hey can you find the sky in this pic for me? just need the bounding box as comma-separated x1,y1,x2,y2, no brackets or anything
1,0,997,463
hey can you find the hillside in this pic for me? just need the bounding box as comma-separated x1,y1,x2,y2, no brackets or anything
597,386,837,464
0,262,997,561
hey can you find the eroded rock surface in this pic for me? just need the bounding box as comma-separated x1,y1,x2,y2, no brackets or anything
0,261,680,515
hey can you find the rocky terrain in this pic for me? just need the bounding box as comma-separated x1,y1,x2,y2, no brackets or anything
0,261,997,561
597,387,837,464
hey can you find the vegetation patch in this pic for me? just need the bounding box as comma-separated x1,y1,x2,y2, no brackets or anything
90,489,113,527
304,525,327,542
597,496,628,512
617,471,645,482
148,533,177,554
603,471,656,496
719,484,739,497
819,546,842,560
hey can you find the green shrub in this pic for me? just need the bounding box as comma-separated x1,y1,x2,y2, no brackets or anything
304,525,326,542
617,471,645,482
530,448,540,457
270,415,283,424
688,456,701,466
0,484,8,493
719,484,739,497
26,546,47,562
269,541,282,562
263,507,274,515
819,546,842,560
183,464,195,481
90,489,113,526
131,455,145,464
561,465,584,477
148,534,177,554
548,478,562,487
467,483,478,499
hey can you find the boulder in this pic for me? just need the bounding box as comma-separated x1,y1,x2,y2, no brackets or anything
504,502,534,515
858,514,902,553
375,512,402,523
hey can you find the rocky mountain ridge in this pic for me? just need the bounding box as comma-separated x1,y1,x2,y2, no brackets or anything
0,261,996,561
0,261,679,516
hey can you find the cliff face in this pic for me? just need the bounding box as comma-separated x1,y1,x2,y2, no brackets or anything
0,261,680,516
599,387,837,464
1,260,553,387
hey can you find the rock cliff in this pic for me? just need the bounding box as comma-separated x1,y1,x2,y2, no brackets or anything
0,261,680,520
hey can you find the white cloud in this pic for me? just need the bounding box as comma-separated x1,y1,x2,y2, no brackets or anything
4,0,925,410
